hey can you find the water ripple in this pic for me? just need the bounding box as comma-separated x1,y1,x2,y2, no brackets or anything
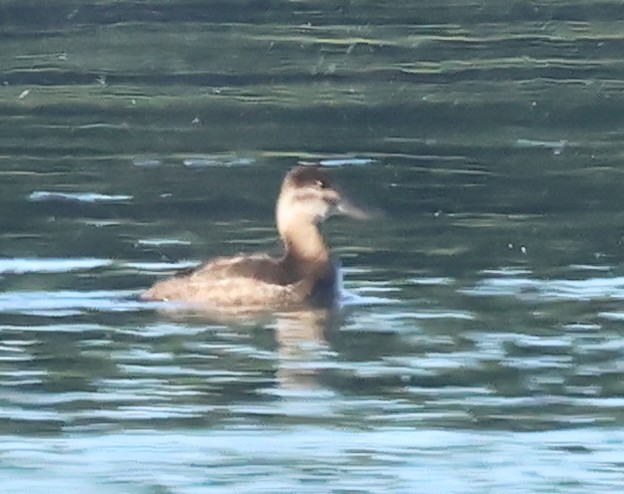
28,192,133,203
0,428,623,494
0,290,141,315
463,273,624,301
0,258,111,274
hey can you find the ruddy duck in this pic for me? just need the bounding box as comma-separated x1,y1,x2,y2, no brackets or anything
141,165,371,309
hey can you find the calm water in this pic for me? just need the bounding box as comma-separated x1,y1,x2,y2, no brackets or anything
2,1,624,492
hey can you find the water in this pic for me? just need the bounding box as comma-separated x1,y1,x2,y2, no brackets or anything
2,1,624,492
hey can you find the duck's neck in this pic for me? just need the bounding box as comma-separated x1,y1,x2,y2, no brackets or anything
280,221,329,266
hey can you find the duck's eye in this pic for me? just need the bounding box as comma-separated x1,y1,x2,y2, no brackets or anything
315,179,327,189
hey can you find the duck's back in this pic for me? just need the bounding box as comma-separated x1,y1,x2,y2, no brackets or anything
142,254,315,308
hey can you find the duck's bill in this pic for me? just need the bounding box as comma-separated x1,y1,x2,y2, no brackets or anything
337,197,380,220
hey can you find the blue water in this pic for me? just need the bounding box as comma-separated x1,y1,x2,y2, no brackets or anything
3,0,624,492
2,428,623,494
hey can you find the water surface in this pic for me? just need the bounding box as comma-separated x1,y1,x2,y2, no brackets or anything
2,1,624,492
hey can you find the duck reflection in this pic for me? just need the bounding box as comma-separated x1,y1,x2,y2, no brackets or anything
270,308,342,391
158,303,343,393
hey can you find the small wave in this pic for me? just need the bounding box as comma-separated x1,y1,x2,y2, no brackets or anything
132,157,162,168
480,268,532,276
409,276,454,286
0,258,111,274
317,158,375,167
135,239,192,247
124,261,199,272
340,289,396,306
514,139,569,154
182,158,220,168
599,312,624,321
28,191,133,203
463,274,624,301
398,310,475,321
0,290,143,316
182,156,255,168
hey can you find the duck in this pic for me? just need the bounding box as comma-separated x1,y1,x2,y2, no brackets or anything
141,165,371,309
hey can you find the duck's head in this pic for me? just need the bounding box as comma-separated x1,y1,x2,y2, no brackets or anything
276,166,370,232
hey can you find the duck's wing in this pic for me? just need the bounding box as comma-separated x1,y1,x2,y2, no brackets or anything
141,254,295,305
183,254,286,284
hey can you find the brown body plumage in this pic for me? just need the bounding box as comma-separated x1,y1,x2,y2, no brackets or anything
141,166,369,309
